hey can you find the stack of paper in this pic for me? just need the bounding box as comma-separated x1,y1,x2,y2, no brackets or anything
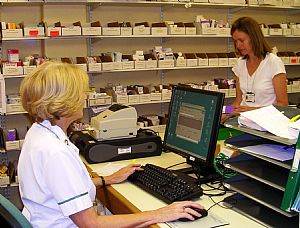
237,105,299,140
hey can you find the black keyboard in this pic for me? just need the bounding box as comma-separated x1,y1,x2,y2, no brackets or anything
128,164,203,204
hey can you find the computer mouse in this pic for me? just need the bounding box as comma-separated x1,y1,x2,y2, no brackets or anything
178,208,208,222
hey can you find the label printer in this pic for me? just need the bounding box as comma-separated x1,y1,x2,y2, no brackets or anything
70,104,162,164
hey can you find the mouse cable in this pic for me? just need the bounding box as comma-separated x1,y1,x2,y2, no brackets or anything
207,195,237,211
165,161,187,170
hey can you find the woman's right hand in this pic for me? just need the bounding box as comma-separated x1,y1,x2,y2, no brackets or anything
151,201,205,223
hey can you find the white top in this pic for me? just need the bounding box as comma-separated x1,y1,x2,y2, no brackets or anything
18,120,95,228
232,53,286,107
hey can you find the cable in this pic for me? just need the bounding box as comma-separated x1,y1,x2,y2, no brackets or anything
165,161,187,170
213,153,236,179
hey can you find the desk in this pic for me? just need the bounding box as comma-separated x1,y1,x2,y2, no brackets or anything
84,152,265,228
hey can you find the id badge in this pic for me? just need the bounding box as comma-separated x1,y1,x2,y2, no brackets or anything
245,92,255,103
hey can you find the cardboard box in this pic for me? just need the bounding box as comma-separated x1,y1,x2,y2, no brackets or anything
82,21,101,36
122,55,135,70
151,22,167,36
139,93,151,103
103,22,121,36
2,29,23,38
228,88,236,97
292,28,300,36
184,23,196,35
119,22,132,36
76,57,87,71
269,28,283,36
23,65,37,75
207,53,219,66
6,103,25,113
87,56,102,72
217,53,229,66
168,22,185,35
227,52,238,67
133,22,150,35
128,94,140,103
46,26,61,37
24,26,45,37
287,51,297,64
0,176,10,186
174,53,186,67
113,62,123,70
196,53,209,66
150,92,162,101
61,22,81,36
2,66,23,76
277,52,290,64
144,54,157,68
100,56,114,71
5,140,20,150
218,28,230,36
282,28,292,36
135,61,146,69
158,59,174,68
185,53,198,67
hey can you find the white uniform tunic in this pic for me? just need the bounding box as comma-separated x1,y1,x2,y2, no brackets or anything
18,120,95,227
232,53,286,107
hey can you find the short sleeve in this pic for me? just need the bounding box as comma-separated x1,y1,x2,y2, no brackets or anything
43,150,92,216
232,57,243,78
269,54,286,79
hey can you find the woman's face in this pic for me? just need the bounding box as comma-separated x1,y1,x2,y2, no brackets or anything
232,30,253,57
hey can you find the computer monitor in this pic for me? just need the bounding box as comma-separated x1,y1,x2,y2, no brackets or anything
163,85,225,183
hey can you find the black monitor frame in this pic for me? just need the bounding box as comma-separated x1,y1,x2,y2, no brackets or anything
163,85,225,183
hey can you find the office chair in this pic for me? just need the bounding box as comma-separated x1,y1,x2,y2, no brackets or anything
0,194,32,228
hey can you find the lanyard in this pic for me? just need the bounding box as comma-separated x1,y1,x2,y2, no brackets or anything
38,122,69,145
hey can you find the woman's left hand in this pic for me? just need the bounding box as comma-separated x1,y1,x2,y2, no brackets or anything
106,164,143,185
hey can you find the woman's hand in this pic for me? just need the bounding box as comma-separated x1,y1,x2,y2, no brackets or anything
233,105,260,114
151,201,205,223
105,164,143,185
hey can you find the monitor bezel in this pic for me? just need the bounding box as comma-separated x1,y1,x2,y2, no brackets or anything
163,85,225,169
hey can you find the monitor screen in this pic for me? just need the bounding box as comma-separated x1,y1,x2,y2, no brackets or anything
163,86,224,174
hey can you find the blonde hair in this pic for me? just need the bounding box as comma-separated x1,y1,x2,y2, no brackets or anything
20,61,89,123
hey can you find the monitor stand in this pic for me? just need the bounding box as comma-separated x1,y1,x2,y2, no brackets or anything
174,159,221,185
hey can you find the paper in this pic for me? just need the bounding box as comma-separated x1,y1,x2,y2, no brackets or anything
92,163,126,176
166,211,229,228
239,105,299,140
240,144,295,161
238,116,266,132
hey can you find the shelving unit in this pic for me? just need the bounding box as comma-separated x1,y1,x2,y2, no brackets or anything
223,106,300,227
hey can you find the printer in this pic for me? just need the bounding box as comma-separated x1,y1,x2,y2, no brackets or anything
89,104,137,141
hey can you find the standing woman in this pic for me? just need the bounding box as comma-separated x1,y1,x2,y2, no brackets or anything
230,16,288,114
18,61,204,227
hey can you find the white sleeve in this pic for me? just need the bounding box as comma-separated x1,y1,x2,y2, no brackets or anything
269,55,286,79
43,149,93,216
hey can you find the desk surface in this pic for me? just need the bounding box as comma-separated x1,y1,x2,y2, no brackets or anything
85,152,265,228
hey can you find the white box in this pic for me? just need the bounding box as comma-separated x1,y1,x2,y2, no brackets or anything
2,29,23,38
168,26,185,35
122,61,134,70
282,28,292,36
218,58,229,66
3,66,23,76
139,94,151,103
145,60,157,69
209,0,224,3
223,0,245,3
280,56,290,64
218,28,231,36
133,26,150,35
128,95,140,103
198,58,209,66
82,27,101,36
0,176,10,186
121,27,132,36
292,28,300,36
219,89,229,97
287,84,292,93
24,27,44,37
135,61,146,69
62,26,81,36
150,92,162,101
196,25,218,35
158,59,174,68
162,91,172,100
228,88,236,97
102,62,114,71
96,96,112,105
102,27,121,36
5,140,20,150
269,28,282,35
186,59,198,67
185,27,196,35
88,63,102,72
114,94,128,104
23,65,37,75
208,58,218,66
261,28,269,36
192,0,209,2
113,62,123,70
175,58,187,67
75,63,87,71
6,103,25,113
228,58,238,67
151,27,168,36
46,27,61,37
